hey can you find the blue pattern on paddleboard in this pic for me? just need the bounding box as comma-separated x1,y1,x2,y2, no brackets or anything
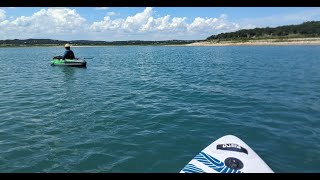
182,151,242,173
181,164,205,173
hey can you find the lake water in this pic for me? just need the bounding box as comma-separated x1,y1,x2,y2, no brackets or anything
0,45,319,172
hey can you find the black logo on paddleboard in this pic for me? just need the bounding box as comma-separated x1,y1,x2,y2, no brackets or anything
224,157,244,170
216,143,248,154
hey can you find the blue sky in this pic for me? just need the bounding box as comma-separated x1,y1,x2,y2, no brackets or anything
1,7,320,41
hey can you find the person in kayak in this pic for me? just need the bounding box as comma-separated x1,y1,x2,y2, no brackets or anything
62,43,75,60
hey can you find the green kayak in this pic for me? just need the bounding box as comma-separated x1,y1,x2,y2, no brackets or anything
51,59,87,67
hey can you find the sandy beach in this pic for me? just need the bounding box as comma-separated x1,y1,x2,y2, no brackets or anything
183,37,320,46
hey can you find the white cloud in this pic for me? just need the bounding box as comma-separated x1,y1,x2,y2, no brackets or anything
0,9,6,21
187,14,241,35
122,7,153,32
6,7,316,41
107,12,117,16
89,7,243,40
0,7,278,41
0,8,86,39
94,7,109,10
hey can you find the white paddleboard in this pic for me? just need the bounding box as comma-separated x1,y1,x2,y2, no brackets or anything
180,135,274,173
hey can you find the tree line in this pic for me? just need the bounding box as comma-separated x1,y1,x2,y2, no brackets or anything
206,21,320,41
0,39,201,46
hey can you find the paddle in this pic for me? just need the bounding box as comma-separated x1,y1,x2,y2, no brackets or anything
53,56,62,60
74,57,93,60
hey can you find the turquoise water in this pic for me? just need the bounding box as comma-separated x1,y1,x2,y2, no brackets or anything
0,46,319,172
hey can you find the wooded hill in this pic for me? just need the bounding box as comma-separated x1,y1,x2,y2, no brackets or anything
206,21,320,41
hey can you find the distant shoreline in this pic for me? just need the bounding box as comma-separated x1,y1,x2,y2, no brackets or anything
180,38,320,46
1,38,320,47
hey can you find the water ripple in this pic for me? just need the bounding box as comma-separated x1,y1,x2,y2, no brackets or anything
0,46,319,172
